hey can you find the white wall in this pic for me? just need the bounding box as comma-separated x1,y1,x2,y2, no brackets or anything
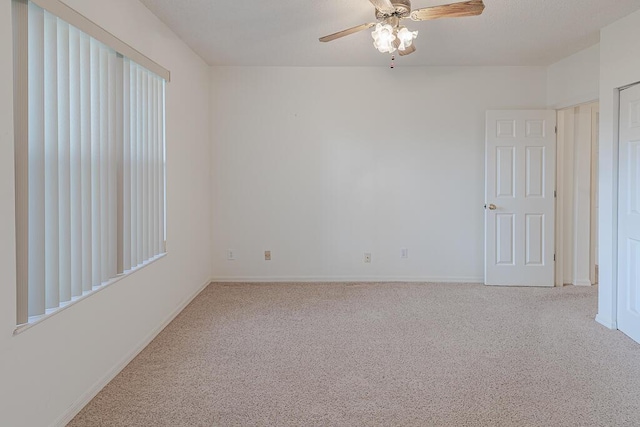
547,44,600,109
0,1,212,426
211,66,547,282
597,9,640,329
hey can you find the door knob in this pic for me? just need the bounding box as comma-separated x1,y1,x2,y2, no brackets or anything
487,204,497,210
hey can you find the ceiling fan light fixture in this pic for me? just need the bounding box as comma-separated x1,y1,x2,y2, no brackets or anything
398,43,416,56
397,27,418,51
372,23,397,53
320,1,486,58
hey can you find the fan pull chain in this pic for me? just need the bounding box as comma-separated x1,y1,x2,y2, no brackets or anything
390,54,395,69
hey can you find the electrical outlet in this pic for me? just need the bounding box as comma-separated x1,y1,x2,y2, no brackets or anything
401,248,408,259
227,249,235,261
265,250,271,261
364,253,371,263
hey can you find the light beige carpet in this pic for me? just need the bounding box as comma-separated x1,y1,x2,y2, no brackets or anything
69,282,640,426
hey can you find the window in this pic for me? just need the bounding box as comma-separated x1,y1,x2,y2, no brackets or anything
13,0,169,326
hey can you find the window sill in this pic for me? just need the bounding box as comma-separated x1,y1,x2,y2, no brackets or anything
13,252,167,336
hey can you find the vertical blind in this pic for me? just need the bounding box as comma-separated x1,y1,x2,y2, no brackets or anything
13,0,167,325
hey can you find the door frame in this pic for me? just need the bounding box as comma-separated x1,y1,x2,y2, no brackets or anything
596,86,625,329
595,88,620,329
555,101,600,287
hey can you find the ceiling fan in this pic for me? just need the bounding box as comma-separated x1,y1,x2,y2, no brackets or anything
319,0,485,56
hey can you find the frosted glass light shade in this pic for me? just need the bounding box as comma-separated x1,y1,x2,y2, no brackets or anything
372,23,397,53
397,27,418,51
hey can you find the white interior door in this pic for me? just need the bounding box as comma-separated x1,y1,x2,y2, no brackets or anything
485,110,556,286
618,84,640,343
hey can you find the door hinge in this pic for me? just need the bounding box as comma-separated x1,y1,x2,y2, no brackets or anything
554,254,556,262
555,125,557,134
554,190,557,198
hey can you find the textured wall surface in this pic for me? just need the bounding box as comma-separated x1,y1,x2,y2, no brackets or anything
547,44,600,109
210,66,547,282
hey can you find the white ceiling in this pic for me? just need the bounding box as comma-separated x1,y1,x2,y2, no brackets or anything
139,0,640,67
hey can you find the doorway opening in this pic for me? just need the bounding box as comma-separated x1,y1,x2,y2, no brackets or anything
556,102,599,287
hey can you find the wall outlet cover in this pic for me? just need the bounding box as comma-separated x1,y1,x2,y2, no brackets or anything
265,250,271,261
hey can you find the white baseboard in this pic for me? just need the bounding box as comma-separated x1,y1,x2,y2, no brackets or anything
573,279,593,286
209,276,485,284
595,314,617,330
51,278,212,427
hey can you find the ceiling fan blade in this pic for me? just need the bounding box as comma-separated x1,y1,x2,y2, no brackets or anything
410,0,485,21
369,0,396,15
398,44,416,56
319,23,376,42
